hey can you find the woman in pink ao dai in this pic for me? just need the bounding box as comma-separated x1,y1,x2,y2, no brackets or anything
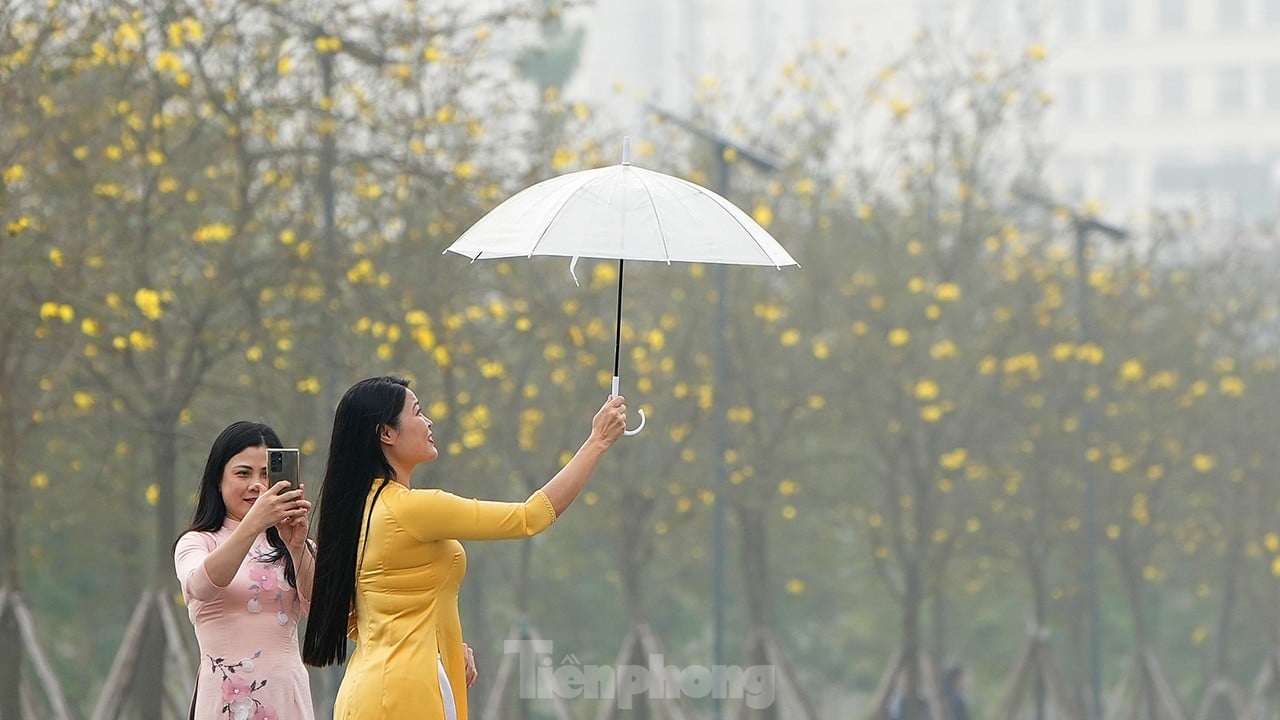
174,421,315,720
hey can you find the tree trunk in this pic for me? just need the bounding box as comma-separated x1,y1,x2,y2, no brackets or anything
902,560,929,720
738,503,776,720
153,414,179,580
739,504,772,630
1028,542,1048,720
0,598,18,720
131,605,166,720
1210,512,1243,679
930,569,947,677
0,410,20,719
137,411,181,719
1118,547,1162,720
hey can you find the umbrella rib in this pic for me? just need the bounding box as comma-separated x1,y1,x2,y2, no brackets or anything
630,169,672,263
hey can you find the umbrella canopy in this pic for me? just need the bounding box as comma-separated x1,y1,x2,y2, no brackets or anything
444,139,798,436
445,142,797,270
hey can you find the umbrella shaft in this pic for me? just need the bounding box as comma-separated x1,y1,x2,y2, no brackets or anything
613,258,625,378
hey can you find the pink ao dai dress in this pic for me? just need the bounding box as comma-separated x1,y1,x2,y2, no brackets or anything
175,518,315,720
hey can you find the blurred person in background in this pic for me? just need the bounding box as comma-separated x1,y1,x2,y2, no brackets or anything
174,420,315,720
302,375,627,719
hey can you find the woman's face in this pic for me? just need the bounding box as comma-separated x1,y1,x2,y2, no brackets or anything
384,389,437,467
220,445,269,522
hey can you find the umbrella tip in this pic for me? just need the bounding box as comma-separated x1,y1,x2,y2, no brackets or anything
622,136,631,166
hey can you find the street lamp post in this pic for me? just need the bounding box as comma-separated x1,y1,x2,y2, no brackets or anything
647,106,780,720
1071,214,1127,720
1017,187,1127,720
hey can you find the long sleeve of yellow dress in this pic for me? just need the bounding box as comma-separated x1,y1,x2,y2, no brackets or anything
334,481,557,720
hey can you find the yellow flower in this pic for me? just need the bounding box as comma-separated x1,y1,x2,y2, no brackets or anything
114,22,142,49
1025,43,1048,61
1220,376,1245,396
194,223,234,243
753,204,773,227
1118,359,1144,382
1076,343,1105,365
930,340,958,359
181,17,204,42
888,328,910,346
934,282,961,301
939,448,967,470
785,579,806,595
145,483,160,505
314,36,343,53
134,288,163,320
1192,454,1216,473
914,379,939,401
551,146,575,171
154,51,182,73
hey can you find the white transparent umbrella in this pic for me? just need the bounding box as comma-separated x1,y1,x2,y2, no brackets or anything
444,138,799,436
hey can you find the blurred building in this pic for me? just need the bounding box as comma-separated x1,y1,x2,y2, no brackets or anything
1045,0,1280,224
565,0,1280,224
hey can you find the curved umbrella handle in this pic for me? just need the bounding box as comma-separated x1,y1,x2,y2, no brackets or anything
623,408,647,437
611,376,646,437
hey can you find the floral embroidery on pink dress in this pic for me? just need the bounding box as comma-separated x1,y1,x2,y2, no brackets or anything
246,559,291,625
208,652,275,719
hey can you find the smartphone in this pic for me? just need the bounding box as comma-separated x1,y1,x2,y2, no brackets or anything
267,448,300,489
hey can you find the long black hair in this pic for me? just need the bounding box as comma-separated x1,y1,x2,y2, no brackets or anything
302,375,409,667
176,420,299,589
